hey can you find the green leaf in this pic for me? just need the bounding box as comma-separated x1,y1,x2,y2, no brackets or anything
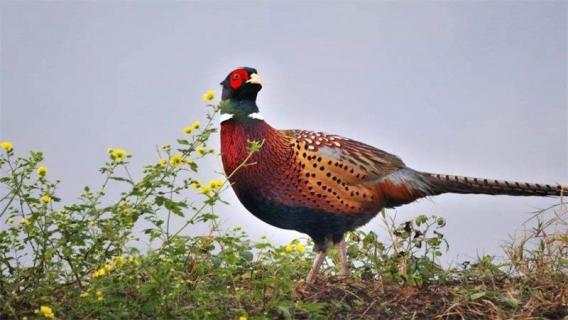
276,305,292,320
504,297,519,309
247,139,264,153
109,176,134,185
240,251,253,262
177,139,190,145
470,291,486,300
415,214,427,225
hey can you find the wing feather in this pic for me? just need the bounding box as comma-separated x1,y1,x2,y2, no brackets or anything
280,129,407,214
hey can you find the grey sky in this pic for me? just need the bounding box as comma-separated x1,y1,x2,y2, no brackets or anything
1,1,566,262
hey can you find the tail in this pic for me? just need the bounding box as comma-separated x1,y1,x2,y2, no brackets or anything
420,172,566,197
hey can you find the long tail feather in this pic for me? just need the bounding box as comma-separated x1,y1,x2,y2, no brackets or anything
421,172,566,197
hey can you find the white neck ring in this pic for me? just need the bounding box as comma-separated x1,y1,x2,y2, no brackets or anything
220,112,264,123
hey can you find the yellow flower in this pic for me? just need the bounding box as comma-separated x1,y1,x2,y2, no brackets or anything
128,256,135,263
199,184,213,196
202,89,215,101
96,290,104,301
34,305,55,319
112,149,127,161
40,194,52,204
107,147,129,161
20,218,30,225
36,166,48,177
170,154,183,166
183,120,201,134
284,242,305,253
113,256,126,266
103,263,114,273
239,317,248,320
80,291,89,298
209,179,224,190
183,126,193,135
197,179,224,196
191,180,201,190
159,158,167,167
0,141,13,152
196,145,206,157
88,220,96,227
6,217,14,224
128,256,140,265
93,267,107,278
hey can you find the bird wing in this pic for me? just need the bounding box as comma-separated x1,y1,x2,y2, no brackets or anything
280,129,407,213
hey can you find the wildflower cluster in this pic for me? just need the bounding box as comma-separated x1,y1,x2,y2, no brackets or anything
285,241,306,254
34,305,55,319
197,178,224,196
183,120,201,135
93,256,138,278
159,153,195,169
107,147,130,162
0,90,295,318
195,144,215,157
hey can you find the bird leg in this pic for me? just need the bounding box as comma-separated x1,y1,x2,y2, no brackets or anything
305,250,327,284
337,238,350,277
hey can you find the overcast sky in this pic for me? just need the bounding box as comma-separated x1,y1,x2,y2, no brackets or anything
1,1,566,263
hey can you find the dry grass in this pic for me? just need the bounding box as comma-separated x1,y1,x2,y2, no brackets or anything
294,275,566,319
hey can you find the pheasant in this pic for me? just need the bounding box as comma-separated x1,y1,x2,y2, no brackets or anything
219,67,566,284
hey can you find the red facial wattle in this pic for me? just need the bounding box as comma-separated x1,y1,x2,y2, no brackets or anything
229,69,250,89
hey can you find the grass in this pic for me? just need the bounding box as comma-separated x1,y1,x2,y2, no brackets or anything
0,99,566,319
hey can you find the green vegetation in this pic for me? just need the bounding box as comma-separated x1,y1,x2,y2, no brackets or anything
0,100,566,319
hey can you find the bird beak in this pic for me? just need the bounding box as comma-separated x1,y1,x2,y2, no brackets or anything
246,73,263,86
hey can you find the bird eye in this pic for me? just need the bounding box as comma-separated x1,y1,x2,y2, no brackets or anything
233,73,240,79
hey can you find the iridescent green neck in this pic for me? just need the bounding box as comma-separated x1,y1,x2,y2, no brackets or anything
219,99,259,118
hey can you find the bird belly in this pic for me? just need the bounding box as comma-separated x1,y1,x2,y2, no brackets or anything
233,187,376,243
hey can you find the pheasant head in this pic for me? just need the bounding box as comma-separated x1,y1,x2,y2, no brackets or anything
220,67,263,118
